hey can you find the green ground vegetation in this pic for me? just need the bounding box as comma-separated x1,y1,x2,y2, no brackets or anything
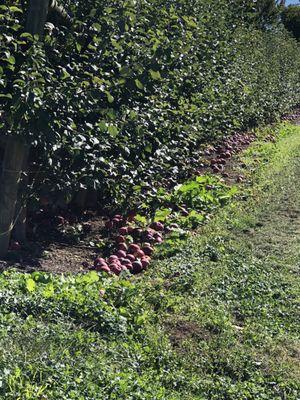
0,122,299,399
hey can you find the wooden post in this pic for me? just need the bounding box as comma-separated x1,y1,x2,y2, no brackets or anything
25,0,50,36
0,138,26,256
0,0,50,257
13,146,30,244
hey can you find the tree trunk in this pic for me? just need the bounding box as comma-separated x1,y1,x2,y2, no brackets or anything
0,138,27,257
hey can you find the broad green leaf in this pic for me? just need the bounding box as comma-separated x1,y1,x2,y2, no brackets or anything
26,278,36,293
149,70,161,80
135,79,144,90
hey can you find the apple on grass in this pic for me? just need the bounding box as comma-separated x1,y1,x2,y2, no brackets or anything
132,260,143,274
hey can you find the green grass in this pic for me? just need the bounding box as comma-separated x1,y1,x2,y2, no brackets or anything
0,123,299,399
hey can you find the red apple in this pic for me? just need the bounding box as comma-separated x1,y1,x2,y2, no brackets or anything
94,257,106,265
110,264,122,275
132,260,143,274
135,249,145,258
119,226,128,235
105,220,113,229
141,258,150,269
10,241,21,251
143,246,153,256
133,228,143,236
128,243,140,254
118,243,128,252
150,222,164,231
108,255,119,263
127,226,134,234
100,265,111,273
121,258,131,265
116,250,127,258
126,254,136,262
116,235,126,243
95,262,109,271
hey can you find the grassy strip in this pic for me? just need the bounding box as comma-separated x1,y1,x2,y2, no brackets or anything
0,123,299,399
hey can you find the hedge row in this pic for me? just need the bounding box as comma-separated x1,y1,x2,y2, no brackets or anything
1,0,300,210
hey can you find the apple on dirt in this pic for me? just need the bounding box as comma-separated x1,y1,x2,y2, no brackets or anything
116,235,126,243
128,243,140,254
100,265,111,272
119,226,128,235
116,249,127,258
105,220,114,230
118,243,128,251
10,241,21,251
126,254,136,262
135,249,145,258
108,255,118,263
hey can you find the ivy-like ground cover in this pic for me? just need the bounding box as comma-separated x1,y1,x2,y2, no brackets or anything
0,123,299,399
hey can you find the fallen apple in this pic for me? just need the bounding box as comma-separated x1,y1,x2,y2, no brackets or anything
108,255,119,263
118,243,128,252
105,221,114,229
128,243,140,253
10,241,21,251
126,254,136,262
116,249,127,258
116,235,126,243
135,249,145,258
119,226,128,235
141,258,150,269
143,246,154,256
132,260,143,274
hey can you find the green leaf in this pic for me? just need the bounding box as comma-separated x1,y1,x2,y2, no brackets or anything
0,94,12,99
43,284,55,298
108,125,119,137
9,6,23,13
149,70,161,80
26,278,36,293
6,55,15,65
154,208,172,222
135,79,144,90
106,92,114,103
135,214,147,225
81,271,100,284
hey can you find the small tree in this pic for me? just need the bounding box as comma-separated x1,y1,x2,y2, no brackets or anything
282,5,300,40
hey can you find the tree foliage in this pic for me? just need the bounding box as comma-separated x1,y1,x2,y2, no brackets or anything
0,0,300,211
282,5,300,40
